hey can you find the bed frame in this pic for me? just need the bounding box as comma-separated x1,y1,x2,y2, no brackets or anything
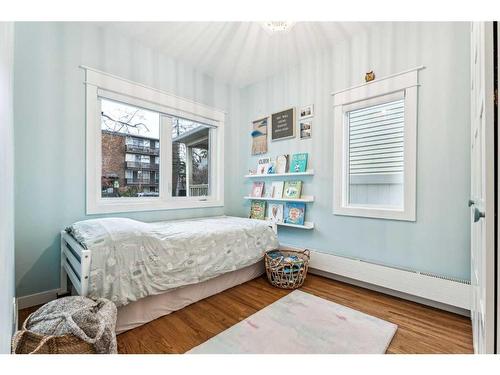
60,230,91,296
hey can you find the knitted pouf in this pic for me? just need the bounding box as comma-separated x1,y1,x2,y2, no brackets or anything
12,296,117,354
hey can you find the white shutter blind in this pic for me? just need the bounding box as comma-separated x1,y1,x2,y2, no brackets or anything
348,99,405,176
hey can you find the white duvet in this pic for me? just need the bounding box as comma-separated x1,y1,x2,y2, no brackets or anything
66,216,278,307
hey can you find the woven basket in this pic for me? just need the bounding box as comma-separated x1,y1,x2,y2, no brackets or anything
12,313,96,354
265,249,310,289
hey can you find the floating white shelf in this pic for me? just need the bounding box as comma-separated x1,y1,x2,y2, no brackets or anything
244,170,314,178
244,195,314,203
275,221,314,230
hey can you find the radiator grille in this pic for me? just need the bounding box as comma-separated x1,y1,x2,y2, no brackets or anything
347,256,470,285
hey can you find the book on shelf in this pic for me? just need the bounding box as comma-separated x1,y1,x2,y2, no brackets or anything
289,153,308,173
271,181,284,199
275,154,289,174
263,183,273,198
267,203,284,223
251,181,264,197
283,180,303,199
250,200,266,220
267,158,276,174
256,157,271,174
284,202,306,225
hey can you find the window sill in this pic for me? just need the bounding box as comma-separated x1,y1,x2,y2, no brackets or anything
333,205,415,222
87,198,224,215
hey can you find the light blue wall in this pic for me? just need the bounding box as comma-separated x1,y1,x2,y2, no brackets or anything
14,22,472,298
14,22,241,297
226,22,471,280
0,22,15,353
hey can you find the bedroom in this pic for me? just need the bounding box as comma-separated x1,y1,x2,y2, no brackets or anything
0,0,499,369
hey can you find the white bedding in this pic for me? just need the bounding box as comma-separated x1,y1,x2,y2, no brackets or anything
66,216,278,307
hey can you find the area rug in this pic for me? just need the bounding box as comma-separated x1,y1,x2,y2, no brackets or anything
187,290,397,354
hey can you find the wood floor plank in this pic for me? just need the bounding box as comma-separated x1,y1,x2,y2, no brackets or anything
19,274,473,354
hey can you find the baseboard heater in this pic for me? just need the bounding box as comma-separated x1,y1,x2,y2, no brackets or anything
280,244,471,311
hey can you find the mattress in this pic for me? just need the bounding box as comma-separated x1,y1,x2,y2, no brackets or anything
66,216,278,307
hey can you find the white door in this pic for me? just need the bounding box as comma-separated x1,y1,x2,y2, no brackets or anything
470,21,496,354
497,21,500,353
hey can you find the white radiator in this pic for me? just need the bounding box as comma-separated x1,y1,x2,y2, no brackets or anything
280,244,471,310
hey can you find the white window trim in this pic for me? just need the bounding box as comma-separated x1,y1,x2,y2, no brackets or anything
332,67,424,221
83,66,225,215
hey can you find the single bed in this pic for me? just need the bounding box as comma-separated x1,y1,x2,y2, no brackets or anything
61,215,278,333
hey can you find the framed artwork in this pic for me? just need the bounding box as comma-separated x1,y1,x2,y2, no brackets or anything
299,104,314,119
300,119,312,140
251,117,268,155
271,108,295,141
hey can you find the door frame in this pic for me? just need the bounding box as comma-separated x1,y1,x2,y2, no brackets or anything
471,21,496,354
483,20,497,355
495,20,500,354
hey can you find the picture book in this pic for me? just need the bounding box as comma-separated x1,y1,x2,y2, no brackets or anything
275,154,289,174
251,181,264,197
289,153,308,173
266,157,276,174
284,202,306,225
283,180,302,199
267,203,284,223
250,200,266,220
263,183,273,198
257,157,271,174
271,181,284,199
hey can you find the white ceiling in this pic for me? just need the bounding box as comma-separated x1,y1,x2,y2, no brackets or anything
102,22,379,87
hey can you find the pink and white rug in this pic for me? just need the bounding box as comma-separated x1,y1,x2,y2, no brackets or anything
188,290,397,354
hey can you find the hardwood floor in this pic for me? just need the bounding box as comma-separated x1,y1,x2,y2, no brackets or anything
19,274,473,354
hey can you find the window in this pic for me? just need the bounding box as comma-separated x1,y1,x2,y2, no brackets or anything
347,98,404,207
85,67,225,214
171,117,211,198
332,68,421,221
101,98,160,198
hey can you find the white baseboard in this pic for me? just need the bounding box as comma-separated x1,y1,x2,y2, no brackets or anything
280,244,471,313
310,268,469,316
17,288,60,310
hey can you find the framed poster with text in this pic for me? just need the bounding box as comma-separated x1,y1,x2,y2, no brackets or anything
271,107,295,141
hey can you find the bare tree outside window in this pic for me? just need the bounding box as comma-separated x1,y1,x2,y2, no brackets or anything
100,99,160,198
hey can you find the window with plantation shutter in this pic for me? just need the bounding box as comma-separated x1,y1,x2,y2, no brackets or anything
332,67,422,221
348,99,404,177
346,98,405,208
